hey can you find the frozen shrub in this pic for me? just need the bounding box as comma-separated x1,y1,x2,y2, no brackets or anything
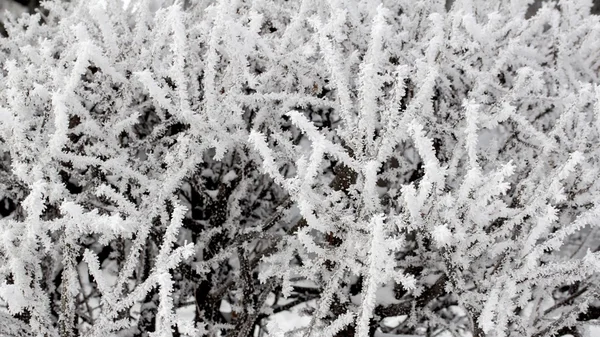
1,0,600,336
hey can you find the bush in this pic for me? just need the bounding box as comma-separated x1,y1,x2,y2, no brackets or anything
1,0,600,336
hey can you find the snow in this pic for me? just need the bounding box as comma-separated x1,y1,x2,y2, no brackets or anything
381,315,408,328
265,300,315,334
585,325,600,337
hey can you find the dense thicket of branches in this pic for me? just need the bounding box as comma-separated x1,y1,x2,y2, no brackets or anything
1,0,600,337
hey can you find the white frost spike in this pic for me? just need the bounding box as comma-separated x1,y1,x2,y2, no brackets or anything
356,214,387,337
248,130,288,187
89,3,119,59
303,142,324,187
558,151,584,181
583,250,600,272
595,85,600,133
363,160,381,212
358,4,389,153
479,284,500,333
155,272,175,337
135,70,174,111
407,120,446,186
357,215,410,336
287,110,359,170
523,205,558,256
401,184,420,220
168,4,191,119
322,311,355,337
22,180,47,220
49,94,69,156
432,224,452,248
464,100,480,169
426,13,444,64
396,273,417,291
